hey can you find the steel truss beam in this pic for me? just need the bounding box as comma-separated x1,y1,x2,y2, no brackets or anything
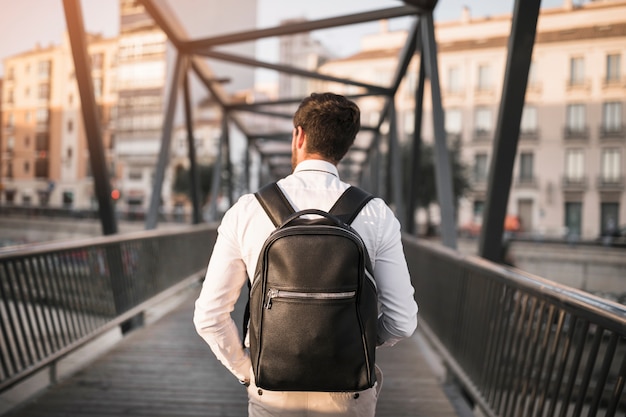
479,0,541,262
63,0,118,235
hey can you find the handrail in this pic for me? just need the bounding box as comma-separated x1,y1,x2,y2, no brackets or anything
0,224,218,392
403,234,626,417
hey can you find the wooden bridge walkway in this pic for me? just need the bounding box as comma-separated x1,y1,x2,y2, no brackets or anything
4,288,462,417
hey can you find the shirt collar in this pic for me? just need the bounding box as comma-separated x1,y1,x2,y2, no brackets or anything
293,160,339,177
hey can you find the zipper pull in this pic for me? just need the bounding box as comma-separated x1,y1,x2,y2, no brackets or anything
265,288,279,309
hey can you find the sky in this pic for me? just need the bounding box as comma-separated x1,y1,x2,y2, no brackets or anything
0,0,570,78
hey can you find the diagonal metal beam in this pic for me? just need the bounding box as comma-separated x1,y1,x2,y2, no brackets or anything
183,61,202,224
184,6,421,50
407,30,426,235
226,92,386,110
139,0,188,47
479,0,541,262
422,12,457,249
195,50,391,94
63,0,117,235
190,57,250,137
146,53,186,230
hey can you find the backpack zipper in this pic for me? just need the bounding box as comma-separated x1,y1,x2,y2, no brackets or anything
265,288,356,309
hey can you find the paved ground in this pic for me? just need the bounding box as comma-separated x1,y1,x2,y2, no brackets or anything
4,289,461,417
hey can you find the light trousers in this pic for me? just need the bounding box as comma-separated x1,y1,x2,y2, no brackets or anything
247,366,383,417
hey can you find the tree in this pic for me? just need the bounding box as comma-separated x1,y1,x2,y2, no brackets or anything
403,139,471,235
172,163,215,206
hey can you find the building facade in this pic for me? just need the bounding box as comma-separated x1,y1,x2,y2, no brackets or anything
113,0,168,215
1,34,117,209
317,0,626,240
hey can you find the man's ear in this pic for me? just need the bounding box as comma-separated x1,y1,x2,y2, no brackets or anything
294,126,306,149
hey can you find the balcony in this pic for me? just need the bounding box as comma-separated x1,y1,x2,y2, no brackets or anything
601,76,626,90
563,126,589,141
561,175,588,191
597,176,624,191
519,128,540,142
514,176,538,189
472,129,492,142
599,124,625,140
565,78,591,92
471,177,488,192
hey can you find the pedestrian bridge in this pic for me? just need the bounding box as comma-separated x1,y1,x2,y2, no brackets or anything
0,225,624,417
2,1,625,415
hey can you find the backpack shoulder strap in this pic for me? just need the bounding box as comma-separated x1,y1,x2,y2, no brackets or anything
254,182,294,227
329,186,374,225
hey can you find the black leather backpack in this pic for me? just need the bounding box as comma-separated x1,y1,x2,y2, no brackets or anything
246,182,378,392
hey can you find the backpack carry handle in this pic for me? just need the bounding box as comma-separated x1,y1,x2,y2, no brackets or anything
280,209,344,228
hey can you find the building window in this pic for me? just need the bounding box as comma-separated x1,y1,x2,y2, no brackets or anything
601,148,621,182
7,113,15,128
129,169,143,180
24,161,30,173
38,60,51,79
474,107,492,137
602,101,622,134
565,148,585,181
473,200,485,223
520,106,538,135
566,104,586,135
67,120,74,133
445,108,462,135
564,202,582,237
35,158,49,178
528,61,538,87
36,108,49,126
600,202,619,236
519,152,534,182
447,66,462,93
473,153,489,183
606,53,621,83
38,83,50,101
91,52,104,71
477,64,492,91
36,133,49,151
24,136,30,148
7,89,14,104
93,77,103,100
569,57,585,86
6,136,15,151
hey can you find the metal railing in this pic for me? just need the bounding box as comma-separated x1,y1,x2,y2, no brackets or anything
0,224,217,392
403,235,626,417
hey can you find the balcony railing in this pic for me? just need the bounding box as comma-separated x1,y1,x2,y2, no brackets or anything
601,76,626,89
597,176,624,190
473,129,492,142
563,126,590,140
561,175,588,191
519,129,540,141
566,78,591,91
514,176,538,189
599,124,625,139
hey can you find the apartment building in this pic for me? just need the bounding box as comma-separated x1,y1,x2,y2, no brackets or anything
317,0,626,240
0,34,117,209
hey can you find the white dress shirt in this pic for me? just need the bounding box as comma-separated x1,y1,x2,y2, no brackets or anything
193,159,418,383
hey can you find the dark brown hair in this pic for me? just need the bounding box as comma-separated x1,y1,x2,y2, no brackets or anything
293,92,360,163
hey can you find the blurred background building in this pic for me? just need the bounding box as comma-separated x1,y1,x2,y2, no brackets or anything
1,0,625,241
